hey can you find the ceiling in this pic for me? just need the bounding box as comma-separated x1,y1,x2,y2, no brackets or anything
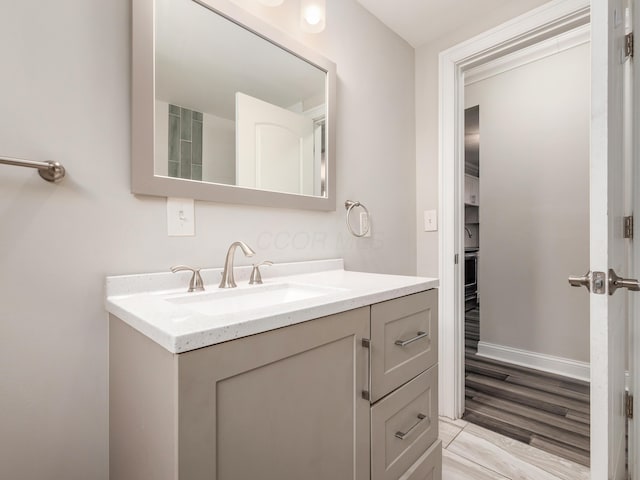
355,0,518,47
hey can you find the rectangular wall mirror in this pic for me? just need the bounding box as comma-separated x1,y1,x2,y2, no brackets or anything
132,0,337,210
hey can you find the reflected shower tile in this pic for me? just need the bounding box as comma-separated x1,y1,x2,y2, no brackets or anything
169,115,180,162
193,111,203,121
191,164,202,181
169,104,180,115
168,161,180,178
180,107,192,141
180,140,192,179
192,120,202,165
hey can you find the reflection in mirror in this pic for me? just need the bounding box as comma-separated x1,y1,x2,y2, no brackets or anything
154,0,327,197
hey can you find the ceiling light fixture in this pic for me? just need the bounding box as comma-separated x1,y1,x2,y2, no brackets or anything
257,0,325,33
300,0,325,33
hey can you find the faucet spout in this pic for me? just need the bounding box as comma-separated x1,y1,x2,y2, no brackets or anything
219,241,256,288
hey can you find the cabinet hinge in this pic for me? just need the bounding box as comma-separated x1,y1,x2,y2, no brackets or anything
626,32,634,58
624,216,634,239
626,391,634,419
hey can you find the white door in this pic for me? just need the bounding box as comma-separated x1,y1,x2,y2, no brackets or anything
235,92,314,195
588,0,634,478
632,0,640,475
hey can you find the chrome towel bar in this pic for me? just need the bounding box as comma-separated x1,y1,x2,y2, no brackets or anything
0,155,66,183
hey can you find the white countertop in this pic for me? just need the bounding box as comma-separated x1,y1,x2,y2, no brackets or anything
105,259,438,353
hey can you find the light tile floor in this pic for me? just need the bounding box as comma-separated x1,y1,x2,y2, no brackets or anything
439,417,590,480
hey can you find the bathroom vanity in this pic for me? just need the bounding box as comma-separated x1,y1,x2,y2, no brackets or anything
107,260,441,480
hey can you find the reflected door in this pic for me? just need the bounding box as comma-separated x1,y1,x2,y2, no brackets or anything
236,92,315,195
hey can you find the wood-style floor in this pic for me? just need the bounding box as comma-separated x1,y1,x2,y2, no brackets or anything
463,308,591,468
439,417,590,479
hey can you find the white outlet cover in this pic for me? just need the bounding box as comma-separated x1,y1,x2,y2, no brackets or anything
167,197,195,236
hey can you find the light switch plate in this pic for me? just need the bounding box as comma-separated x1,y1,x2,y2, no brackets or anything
424,210,437,232
167,197,195,236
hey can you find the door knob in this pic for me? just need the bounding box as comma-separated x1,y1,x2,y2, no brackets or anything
608,269,640,295
568,271,591,291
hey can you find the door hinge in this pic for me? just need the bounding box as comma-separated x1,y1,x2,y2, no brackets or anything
624,216,634,239
455,253,459,265
626,32,634,58
626,391,634,419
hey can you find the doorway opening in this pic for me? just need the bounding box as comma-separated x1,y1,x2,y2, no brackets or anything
438,0,591,417
439,0,637,477
458,27,591,467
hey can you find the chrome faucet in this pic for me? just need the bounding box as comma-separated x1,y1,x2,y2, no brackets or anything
171,265,205,292
219,241,256,288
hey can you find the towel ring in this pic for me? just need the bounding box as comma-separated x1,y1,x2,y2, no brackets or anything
345,200,370,237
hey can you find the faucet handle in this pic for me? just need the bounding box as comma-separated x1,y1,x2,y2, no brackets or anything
170,265,205,292
249,261,273,285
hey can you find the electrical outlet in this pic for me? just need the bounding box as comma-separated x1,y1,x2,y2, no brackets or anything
424,210,437,232
360,212,371,237
167,197,195,236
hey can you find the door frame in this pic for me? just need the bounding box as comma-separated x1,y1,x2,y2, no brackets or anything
437,0,590,420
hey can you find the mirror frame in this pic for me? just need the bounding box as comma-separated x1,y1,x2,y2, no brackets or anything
132,0,337,211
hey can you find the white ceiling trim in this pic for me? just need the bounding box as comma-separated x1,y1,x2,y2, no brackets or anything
464,23,590,86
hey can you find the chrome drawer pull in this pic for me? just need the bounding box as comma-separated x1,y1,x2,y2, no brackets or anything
395,413,427,440
394,331,428,347
362,338,371,401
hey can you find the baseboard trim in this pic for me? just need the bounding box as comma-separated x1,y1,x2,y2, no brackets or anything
476,341,590,382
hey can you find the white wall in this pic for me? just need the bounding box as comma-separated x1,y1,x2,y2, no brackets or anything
415,0,551,277
466,43,590,362
201,111,235,185
0,1,415,478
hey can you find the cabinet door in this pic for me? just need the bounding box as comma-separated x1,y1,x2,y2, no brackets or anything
370,290,438,402
464,175,479,206
178,307,371,480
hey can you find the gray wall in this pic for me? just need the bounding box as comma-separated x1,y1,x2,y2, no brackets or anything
415,0,551,278
466,42,590,362
0,0,415,478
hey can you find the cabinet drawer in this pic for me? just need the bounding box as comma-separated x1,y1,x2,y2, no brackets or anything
399,440,442,480
371,366,438,480
370,290,438,402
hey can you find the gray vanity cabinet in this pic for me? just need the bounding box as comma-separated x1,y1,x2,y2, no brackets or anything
110,306,370,480
110,290,440,480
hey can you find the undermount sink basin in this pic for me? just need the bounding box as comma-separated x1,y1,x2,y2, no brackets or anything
163,282,344,316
